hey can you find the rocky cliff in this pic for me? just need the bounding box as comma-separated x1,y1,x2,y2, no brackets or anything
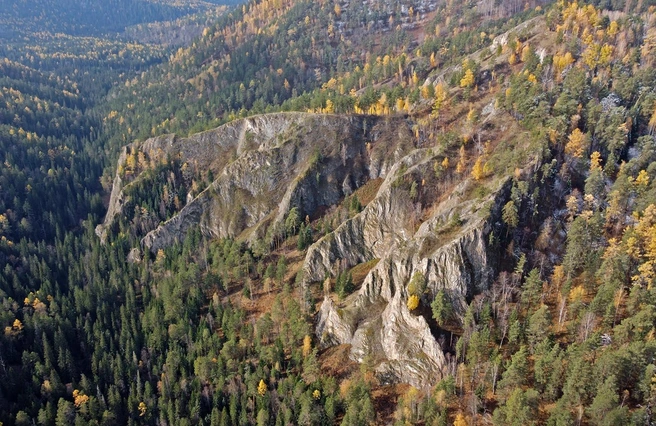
307,143,512,388
97,112,416,252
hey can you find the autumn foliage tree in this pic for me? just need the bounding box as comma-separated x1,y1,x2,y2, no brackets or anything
565,128,589,158
460,69,475,89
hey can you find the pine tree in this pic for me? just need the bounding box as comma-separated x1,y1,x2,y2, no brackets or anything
432,290,454,327
502,200,519,231
587,375,620,425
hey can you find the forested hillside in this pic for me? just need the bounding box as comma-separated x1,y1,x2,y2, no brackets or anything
1,0,656,424
0,0,235,38
103,0,553,140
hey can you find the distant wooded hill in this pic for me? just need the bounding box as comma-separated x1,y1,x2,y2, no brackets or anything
0,0,240,37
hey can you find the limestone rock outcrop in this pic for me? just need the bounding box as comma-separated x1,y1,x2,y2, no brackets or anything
97,112,416,252
307,146,511,388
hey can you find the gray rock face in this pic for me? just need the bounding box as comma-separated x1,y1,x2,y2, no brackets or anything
305,146,511,388
98,112,415,252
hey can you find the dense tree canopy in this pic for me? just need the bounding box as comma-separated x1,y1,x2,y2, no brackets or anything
2,0,656,424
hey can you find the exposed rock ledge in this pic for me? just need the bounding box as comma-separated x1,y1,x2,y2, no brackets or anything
97,112,416,252
307,146,511,388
